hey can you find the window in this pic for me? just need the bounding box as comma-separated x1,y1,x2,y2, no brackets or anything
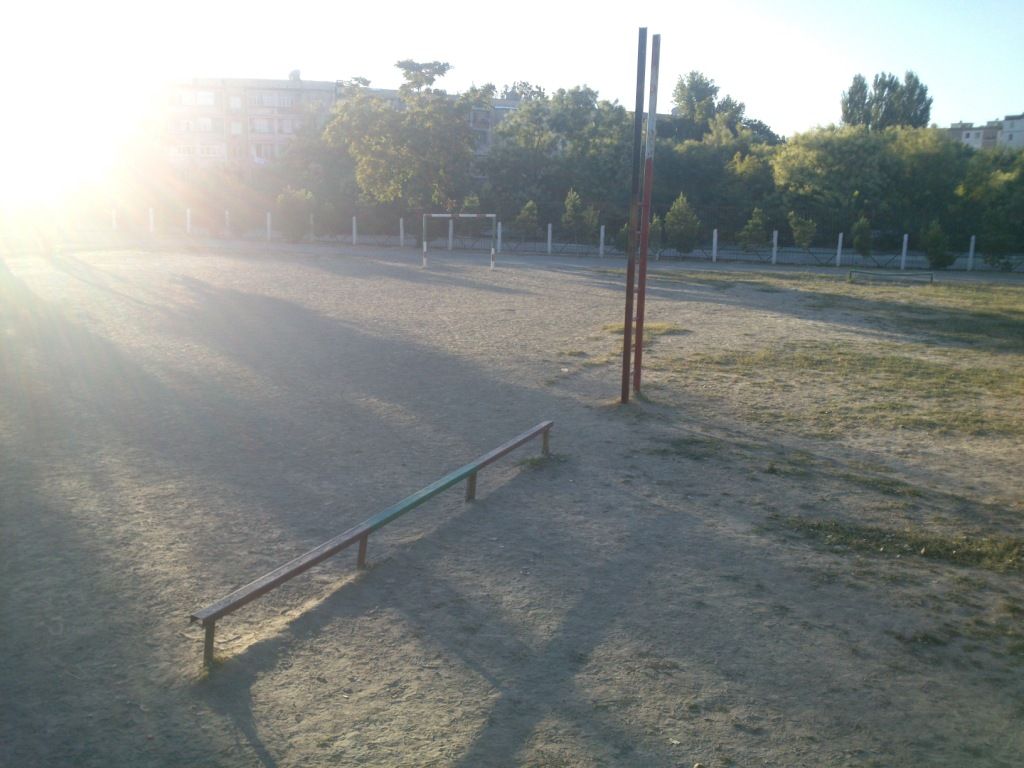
229,95,242,110
230,121,242,135
197,117,213,132
964,132,971,139
250,117,272,133
197,91,215,106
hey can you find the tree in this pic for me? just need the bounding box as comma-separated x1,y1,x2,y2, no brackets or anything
501,81,547,101
738,207,770,251
664,193,701,253
841,74,870,127
921,219,954,269
787,211,817,249
841,71,932,130
671,71,748,139
325,60,483,213
852,216,872,257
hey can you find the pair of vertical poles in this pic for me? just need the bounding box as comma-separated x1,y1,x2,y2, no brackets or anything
621,28,661,403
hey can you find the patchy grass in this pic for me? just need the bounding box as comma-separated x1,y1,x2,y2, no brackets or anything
672,340,1023,436
643,435,727,461
775,515,1023,573
601,321,689,337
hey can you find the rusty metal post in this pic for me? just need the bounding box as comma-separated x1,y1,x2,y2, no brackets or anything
621,27,648,404
633,34,660,395
357,535,368,568
203,622,215,667
465,473,477,502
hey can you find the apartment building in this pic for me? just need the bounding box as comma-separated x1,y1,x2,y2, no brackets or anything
947,113,1023,150
164,71,517,168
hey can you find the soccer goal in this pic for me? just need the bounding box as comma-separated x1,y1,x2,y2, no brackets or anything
421,213,498,268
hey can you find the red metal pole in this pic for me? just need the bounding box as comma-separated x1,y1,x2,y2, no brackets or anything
633,34,660,394
621,27,648,404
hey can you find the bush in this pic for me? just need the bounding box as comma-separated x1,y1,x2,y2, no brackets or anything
787,211,817,249
921,220,955,269
277,187,315,242
852,216,872,257
514,200,540,239
664,194,701,253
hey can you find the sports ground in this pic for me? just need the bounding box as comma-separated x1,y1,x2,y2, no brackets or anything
2,245,1022,767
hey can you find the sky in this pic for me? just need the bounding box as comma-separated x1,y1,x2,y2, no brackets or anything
2,0,1022,202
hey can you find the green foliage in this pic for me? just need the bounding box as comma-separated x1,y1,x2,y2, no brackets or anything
921,219,954,269
276,186,314,242
514,199,540,239
582,206,601,244
648,213,664,253
324,60,482,213
958,148,1024,268
787,211,817,248
561,187,584,239
738,207,769,251
841,70,932,130
664,194,701,253
852,216,872,257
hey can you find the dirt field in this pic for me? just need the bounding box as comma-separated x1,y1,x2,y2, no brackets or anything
2,245,1022,767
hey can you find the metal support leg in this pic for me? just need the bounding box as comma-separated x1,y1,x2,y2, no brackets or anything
542,428,550,457
357,535,368,568
204,622,216,667
465,473,477,502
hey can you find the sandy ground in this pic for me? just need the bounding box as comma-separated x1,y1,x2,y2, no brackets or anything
1,245,1021,767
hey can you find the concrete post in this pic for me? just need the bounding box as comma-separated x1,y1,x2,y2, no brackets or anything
835,232,844,267
422,240,427,268
399,217,405,248
599,224,605,257
352,216,357,246
266,212,272,241
309,212,314,240
447,219,454,251
547,223,553,255
186,208,192,235
497,221,503,253
900,233,908,270
712,228,718,263
771,229,778,265
967,235,976,271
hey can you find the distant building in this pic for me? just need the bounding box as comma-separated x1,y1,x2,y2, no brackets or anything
947,113,1024,150
163,71,518,169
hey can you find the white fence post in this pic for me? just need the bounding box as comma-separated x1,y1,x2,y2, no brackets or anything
309,212,315,239
399,217,405,248
599,224,605,257
497,221,503,253
422,240,428,268
712,228,718,263
900,233,908,270
447,219,454,251
352,216,357,246
148,208,155,234
266,212,272,241
967,235,976,271
771,229,778,265
547,223,553,254
186,208,192,235
835,232,843,267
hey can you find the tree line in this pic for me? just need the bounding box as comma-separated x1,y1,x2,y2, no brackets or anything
116,63,1024,268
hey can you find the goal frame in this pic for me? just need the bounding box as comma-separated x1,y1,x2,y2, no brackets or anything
421,213,498,262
